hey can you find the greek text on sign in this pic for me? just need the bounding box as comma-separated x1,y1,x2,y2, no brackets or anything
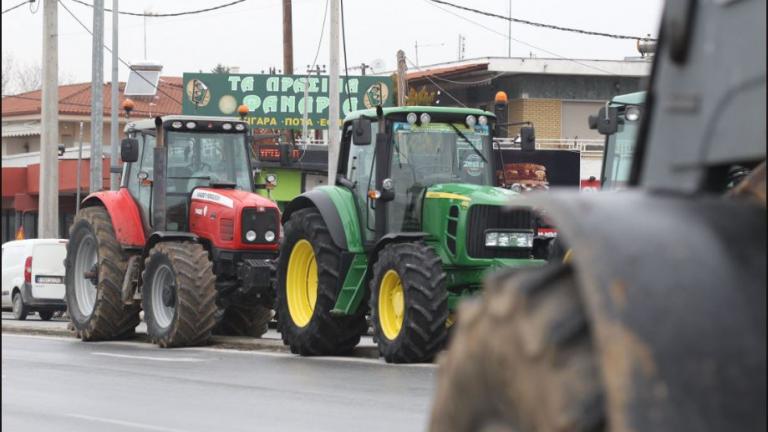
182,73,394,130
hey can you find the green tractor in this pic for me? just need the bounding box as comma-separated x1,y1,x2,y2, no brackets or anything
276,106,547,363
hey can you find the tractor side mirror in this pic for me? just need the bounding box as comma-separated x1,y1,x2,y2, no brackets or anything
352,118,372,145
588,107,619,135
520,126,536,151
120,138,139,162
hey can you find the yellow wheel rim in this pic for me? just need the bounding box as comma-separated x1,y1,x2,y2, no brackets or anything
563,248,574,263
379,270,405,340
286,239,318,327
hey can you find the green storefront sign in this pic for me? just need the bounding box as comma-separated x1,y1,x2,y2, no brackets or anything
182,73,394,130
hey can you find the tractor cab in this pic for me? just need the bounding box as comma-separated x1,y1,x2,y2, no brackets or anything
120,115,254,233
340,107,499,243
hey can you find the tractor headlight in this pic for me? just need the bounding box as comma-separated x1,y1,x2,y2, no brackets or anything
171,121,183,129
485,231,533,248
264,230,276,242
407,112,418,125
186,121,197,129
235,123,246,131
419,113,431,125
465,115,477,127
245,230,257,242
222,123,233,131
478,115,488,126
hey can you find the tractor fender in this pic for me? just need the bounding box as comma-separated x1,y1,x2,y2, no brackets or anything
522,190,766,432
81,189,146,248
283,188,363,252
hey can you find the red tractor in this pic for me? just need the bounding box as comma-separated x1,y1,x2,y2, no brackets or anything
65,114,281,347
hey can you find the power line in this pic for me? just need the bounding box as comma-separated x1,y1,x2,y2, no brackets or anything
428,70,509,86
308,0,329,73
68,0,247,17
423,0,620,76
340,0,351,104
428,0,656,42
2,0,32,14
58,0,183,106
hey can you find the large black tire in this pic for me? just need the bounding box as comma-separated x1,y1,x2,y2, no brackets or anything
276,207,366,356
66,207,140,340
12,292,28,321
213,304,273,337
369,242,448,363
429,264,605,432
142,242,217,348
38,310,54,321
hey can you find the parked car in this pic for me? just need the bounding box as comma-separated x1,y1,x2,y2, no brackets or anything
2,239,68,320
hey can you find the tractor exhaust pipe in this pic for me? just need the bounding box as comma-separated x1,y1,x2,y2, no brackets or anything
152,116,167,231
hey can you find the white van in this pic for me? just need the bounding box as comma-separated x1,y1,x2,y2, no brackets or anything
1,239,68,320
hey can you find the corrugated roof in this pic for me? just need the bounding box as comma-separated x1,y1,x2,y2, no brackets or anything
407,63,489,81
1,76,183,118
1,122,40,137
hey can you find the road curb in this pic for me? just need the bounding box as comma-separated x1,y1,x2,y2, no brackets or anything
1,322,381,359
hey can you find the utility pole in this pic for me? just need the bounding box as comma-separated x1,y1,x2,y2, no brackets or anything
327,0,340,187
396,50,407,106
282,0,295,147
39,0,59,238
90,0,104,193
508,0,512,57
110,0,119,190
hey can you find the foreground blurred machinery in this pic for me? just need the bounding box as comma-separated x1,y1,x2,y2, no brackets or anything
429,0,766,431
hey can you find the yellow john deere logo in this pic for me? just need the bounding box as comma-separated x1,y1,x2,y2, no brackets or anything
363,82,389,109
186,79,211,108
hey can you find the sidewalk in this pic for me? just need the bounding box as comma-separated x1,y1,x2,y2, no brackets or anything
1,313,380,358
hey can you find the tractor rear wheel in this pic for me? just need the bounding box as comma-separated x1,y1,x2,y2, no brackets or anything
142,242,217,347
276,207,366,355
428,264,605,432
370,242,448,363
214,304,273,337
66,207,140,340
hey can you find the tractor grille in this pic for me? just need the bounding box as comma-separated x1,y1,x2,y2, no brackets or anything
466,205,533,259
241,207,280,244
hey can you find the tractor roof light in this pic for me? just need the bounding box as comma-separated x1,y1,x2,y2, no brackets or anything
419,113,431,125
478,115,488,126
235,123,246,131
171,121,183,129
625,105,641,122
185,121,197,129
466,115,477,127
406,112,418,125
222,123,233,131
237,104,249,120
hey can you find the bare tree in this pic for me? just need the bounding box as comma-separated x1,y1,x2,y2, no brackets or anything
14,62,42,93
2,51,14,95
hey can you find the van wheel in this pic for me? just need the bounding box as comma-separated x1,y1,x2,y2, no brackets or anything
12,292,28,320
38,310,54,321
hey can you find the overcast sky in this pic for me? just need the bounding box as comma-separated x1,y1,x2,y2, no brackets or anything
2,0,664,84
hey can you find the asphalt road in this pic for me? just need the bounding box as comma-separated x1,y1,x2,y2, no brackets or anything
2,333,437,432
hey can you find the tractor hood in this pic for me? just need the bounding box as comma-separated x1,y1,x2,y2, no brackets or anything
425,183,520,207
191,188,276,209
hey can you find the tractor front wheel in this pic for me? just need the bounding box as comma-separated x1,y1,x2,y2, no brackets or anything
214,304,273,338
370,242,448,363
276,207,366,356
142,242,217,347
428,264,605,432
66,207,140,340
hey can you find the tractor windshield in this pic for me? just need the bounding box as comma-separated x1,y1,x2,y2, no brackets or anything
165,131,252,193
602,107,640,190
391,122,494,187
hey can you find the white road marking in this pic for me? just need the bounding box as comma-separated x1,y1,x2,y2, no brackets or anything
3,333,436,368
184,346,437,369
91,352,205,362
66,414,189,432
